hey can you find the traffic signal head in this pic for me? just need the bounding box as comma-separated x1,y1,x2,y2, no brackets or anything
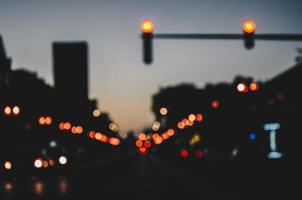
141,19,154,64
242,19,256,34
141,19,154,34
242,19,256,49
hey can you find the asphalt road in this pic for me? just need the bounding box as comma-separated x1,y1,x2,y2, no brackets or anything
1,153,298,200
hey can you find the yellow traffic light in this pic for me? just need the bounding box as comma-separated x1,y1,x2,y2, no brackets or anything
141,19,154,33
242,19,256,34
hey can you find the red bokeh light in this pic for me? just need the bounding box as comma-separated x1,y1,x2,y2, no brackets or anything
195,150,204,158
211,100,220,108
180,149,189,159
144,140,152,148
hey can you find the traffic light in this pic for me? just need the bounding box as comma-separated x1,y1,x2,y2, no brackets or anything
141,19,154,64
242,19,256,49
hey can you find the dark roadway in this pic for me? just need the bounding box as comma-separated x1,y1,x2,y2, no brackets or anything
2,153,298,200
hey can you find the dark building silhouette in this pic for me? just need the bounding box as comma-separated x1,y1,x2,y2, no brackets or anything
151,63,302,161
1,36,117,175
52,42,89,102
0,36,11,86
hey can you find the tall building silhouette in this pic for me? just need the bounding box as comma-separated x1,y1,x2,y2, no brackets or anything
52,42,89,102
0,35,11,86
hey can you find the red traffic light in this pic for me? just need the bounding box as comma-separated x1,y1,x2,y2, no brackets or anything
242,19,256,34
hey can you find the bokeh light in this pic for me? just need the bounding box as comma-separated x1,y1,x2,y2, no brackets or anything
237,83,248,93
135,139,143,147
4,106,11,115
34,158,43,168
195,150,204,158
109,122,119,132
188,114,196,122
211,100,220,108
109,137,120,146
180,149,189,158
4,161,12,170
152,121,161,131
249,82,259,91
141,19,154,33
34,181,44,195
92,109,101,117
12,106,20,115
59,156,68,165
242,19,256,34
138,133,147,141
195,113,204,122
159,107,168,115
4,182,13,194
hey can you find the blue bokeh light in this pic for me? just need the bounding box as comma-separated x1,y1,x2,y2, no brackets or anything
249,132,256,141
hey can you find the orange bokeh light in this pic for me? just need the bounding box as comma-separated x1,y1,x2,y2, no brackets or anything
4,182,13,192
162,133,169,140
242,19,256,34
177,122,185,129
138,133,147,141
49,159,55,166
182,118,189,125
249,82,259,91
58,122,64,130
101,135,108,143
45,116,52,125
152,133,160,140
75,126,83,134
89,131,96,139
135,139,143,147
94,132,103,140
154,137,163,145
71,126,77,134
109,137,120,146
42,161,49,168
4,106,11,115
167,129,175,136
141,19,154,33
139,146,147,154
39,117,45,125
195,113,204,122
63,122,71,130
34,181,44,195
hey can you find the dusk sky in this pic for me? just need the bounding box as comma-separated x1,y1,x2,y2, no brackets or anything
1,0,302,132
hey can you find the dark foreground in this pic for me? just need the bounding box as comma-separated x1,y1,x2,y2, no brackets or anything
1,153,298,200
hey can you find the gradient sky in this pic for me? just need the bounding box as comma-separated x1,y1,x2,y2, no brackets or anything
1,0,302,131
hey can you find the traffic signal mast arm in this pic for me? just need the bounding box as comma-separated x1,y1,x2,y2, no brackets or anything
152,33,302,41
141,19,302,64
